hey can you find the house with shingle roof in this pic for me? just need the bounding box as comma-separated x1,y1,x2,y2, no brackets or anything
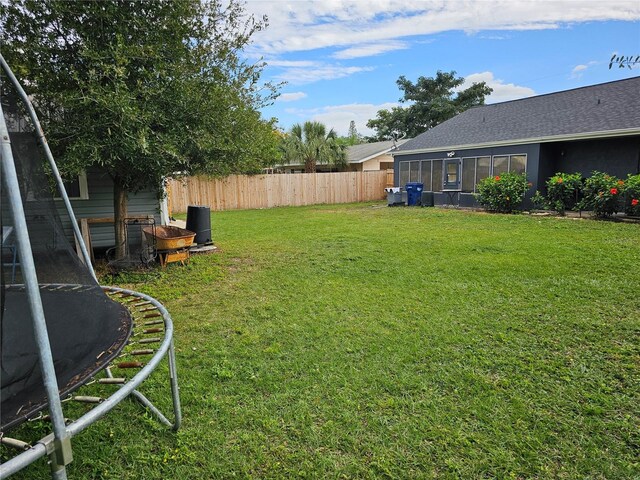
277,139,409,173
393,77,640,207
345,139,409,172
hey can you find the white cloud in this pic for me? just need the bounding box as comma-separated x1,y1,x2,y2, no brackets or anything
570,61,598,78
246,1,640,57
265,60,319,68
275,65,375,85
333,41,409,59
277,92,308,102
286,102,400,136
478,34,510,40
462,72,535,103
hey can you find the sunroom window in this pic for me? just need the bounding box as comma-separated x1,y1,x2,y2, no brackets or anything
492,156,509,176
421,160,432,191
399,161,409,187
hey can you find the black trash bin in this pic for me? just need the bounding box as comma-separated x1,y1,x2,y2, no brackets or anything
421,191,434,207
405,182,424,206
186,205,212,245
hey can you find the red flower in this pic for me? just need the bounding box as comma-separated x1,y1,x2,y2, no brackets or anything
556,177,563,184
618,180,625,186
495,176,501,181
610,188,618,195
632,199,639,206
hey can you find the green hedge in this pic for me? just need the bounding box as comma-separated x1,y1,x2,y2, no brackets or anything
475,172,530,213
545,172,583,214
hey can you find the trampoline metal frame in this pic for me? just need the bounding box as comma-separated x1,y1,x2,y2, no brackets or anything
1,54,182,479
0,286,182,479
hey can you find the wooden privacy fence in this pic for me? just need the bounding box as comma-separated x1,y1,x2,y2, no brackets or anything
167,170,391,214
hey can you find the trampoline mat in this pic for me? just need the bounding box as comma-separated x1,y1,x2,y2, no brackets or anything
1,285,133,431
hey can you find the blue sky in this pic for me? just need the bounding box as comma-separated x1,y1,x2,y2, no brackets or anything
244,1,640,137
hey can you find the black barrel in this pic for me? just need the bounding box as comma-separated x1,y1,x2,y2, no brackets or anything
186,205,212,245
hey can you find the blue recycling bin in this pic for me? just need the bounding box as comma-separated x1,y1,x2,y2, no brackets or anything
405,182,424,206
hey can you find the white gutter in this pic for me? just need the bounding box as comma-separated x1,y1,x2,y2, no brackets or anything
392,128,640,156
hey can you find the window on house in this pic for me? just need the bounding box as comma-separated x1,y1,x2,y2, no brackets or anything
402,154,527,194
432,160,443,192
409,161,421,182
492,156,509,176
56,171,89,200
421,160,432,191
476,157,491,185
462,158,475,193
510,154,527,173
399,162,410,187
443,159,461,190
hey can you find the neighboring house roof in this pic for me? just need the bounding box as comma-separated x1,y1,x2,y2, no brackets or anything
276,139,410,168
396,77,640,154
348,139,409,163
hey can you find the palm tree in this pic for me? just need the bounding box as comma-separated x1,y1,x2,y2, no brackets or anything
281,121,347,173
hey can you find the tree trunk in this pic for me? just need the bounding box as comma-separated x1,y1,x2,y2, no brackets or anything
305,159,316,173
113,178,128,259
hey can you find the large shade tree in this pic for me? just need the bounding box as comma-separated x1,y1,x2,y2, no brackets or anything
281,121,347,173
1,0,281,257
367,70,492,140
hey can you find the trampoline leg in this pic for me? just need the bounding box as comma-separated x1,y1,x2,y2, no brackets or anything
128,340,181,430
45,435,72,480
168,339,182,431
49,458,68,480
130,390,173,427
103,338,182,430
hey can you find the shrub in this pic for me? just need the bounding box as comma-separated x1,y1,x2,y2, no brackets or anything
579,171,622,218
622,173,640,216
545,172,583,214
475,172,530,213
530,190,549,210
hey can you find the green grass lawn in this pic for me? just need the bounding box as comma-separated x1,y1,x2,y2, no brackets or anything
6,204,640,478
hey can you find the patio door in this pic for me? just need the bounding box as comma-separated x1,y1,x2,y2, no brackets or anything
443,158,461,190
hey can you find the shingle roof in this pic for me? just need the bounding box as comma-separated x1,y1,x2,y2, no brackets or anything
347,139,409,163
396,77,640,153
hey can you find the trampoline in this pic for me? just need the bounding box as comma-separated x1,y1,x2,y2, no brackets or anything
0,54,181,479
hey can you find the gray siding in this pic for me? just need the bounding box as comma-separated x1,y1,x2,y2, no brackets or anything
56,167,163,248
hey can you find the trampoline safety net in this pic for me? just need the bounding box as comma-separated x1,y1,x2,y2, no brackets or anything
1,74,133,432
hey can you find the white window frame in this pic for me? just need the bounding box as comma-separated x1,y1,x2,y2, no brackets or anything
460,154,528,194
490,153,528,176
507,154,528,174
55,171,89,200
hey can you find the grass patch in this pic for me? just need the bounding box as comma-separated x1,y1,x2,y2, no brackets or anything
6,203,639,478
